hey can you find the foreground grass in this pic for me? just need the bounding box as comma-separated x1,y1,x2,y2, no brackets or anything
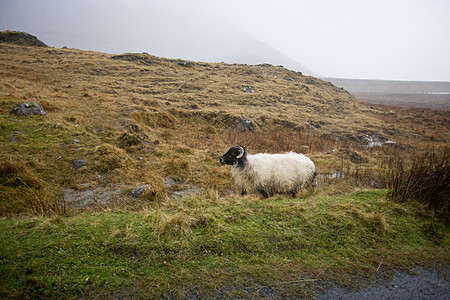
0,190,448,298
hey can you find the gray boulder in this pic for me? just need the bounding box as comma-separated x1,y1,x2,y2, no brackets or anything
176,61,193,67
73,159,87,170
242,86,256,93
64,186,121,208
235,118,257,132
128,184,153,198
11,102,47,117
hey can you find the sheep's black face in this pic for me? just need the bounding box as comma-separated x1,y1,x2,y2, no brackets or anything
220,145,247,166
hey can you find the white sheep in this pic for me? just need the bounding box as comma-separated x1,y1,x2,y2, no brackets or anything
220,145,317,198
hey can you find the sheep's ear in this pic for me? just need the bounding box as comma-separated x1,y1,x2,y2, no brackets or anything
236,146,244,159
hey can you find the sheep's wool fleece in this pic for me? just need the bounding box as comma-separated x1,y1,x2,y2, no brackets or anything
231,152,316,194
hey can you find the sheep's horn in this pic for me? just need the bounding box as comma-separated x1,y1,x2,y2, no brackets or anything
236,146,244,159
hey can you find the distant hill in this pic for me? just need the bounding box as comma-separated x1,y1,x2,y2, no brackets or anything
0,1,318,76
222,39,319,77
323,77,450,110
0,30,48,47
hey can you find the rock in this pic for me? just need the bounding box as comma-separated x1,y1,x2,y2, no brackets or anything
163,177,201,199
235,118,257,132
308,120,325,129
128,184,153,198
0,31,48,47
176,61,193,67
171,185,201,199
242,86,256,93
10,102,47,117
73,159,87,170
164,176,178,188
64,186,121,208
111,53,154,66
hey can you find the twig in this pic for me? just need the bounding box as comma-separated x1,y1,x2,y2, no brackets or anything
376,259,383,272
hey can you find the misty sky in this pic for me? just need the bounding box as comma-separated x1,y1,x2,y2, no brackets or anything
1,0,449,81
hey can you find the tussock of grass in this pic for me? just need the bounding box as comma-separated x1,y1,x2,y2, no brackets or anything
93,143,131,173
0,160,43,189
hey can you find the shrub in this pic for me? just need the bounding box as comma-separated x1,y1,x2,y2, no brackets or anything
385,146,449,222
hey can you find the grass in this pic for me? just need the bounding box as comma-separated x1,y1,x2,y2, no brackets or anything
0,39,449,298
1,190,448,298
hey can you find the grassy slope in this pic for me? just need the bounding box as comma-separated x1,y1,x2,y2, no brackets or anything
0,43,449,298
1,43,448,211
1,190,448,298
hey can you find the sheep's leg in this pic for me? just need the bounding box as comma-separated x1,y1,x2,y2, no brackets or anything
256,186,269,198
312,171,318,189
241,188,247,196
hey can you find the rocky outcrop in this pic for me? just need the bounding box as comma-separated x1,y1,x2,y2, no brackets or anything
10,102,47,117
235,118,257,132
128,184,154,198
111,53,156,66
0,31,48,47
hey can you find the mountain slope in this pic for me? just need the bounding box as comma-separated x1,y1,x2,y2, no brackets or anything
1,1,317,75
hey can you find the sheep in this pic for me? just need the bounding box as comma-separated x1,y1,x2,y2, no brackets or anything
219,145,317,198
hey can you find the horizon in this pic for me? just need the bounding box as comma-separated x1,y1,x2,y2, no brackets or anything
1,0,449,82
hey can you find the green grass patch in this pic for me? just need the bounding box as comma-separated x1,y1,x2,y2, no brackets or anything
0,190,448,298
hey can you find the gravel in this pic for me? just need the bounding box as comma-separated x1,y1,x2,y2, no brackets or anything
316,268,449,300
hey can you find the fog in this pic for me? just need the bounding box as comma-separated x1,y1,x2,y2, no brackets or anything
1,0,449,81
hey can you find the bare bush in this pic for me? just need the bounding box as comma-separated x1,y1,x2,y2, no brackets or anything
384,146,449,222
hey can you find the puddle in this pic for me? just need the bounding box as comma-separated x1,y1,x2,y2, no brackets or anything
320,171,345,180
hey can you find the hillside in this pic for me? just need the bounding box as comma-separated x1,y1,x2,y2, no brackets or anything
0,38,449,298
1,40,449,212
